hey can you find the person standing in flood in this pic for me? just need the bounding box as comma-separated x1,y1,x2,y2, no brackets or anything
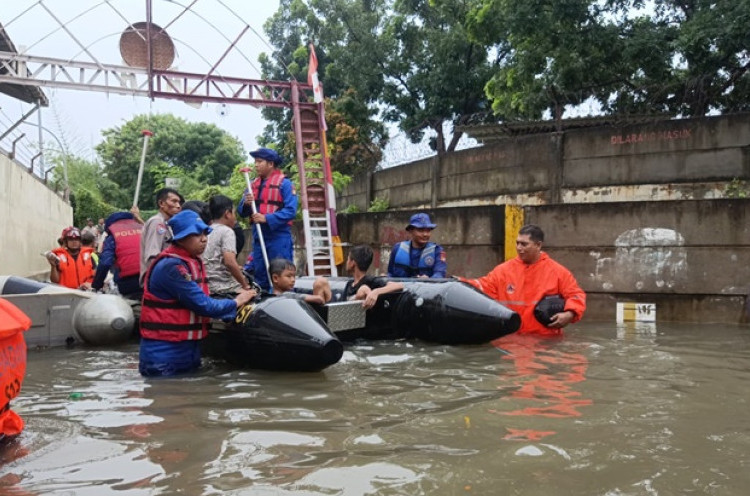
140,187,183,285
139,210,256,377
458,224,586,336
91,211,143,299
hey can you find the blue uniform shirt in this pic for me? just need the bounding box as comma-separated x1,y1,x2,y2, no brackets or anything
148,257,238,320
237,177,298,241
387,242,447,278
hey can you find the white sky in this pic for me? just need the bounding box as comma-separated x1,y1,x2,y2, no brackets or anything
0,0,281,166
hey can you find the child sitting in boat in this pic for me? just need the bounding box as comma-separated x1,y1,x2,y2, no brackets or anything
344,245,404,309
270,258,331,305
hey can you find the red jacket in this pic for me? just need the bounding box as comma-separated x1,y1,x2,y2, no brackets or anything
52,246,95,289
140,246,210,342
462,252,586,336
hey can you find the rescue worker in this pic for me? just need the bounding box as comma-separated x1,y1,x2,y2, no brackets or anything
387,213,447,278
47,227,96,290
139,209,256,377
458,224,586,336
140,187,184,285
237,147,298,292
92,211,143,299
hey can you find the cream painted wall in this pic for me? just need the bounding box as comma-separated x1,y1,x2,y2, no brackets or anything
0,154,73,279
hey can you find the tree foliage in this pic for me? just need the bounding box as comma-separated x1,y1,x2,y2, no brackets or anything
49,153,122,225
261,0,492,163
95,114,245,209
467,0,750,119
262,0,749,153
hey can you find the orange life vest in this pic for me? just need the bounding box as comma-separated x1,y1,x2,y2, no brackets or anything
52,246,96,289
0,298,31,440
140,245,210,342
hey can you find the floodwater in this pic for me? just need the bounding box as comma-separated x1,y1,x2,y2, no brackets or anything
2,321,750,495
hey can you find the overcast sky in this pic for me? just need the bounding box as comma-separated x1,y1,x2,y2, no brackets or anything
0,0,281,166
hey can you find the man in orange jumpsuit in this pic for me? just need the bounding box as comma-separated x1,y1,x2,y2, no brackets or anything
460,224,586,336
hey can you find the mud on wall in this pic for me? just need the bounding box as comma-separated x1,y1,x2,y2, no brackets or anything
0,154,72,279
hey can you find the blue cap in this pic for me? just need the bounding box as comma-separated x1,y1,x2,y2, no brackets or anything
406,213,436,230
249,147,283,165
168,210,212,241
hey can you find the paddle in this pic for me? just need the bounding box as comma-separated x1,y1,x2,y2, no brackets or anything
240,167,271,286
132,130,153,208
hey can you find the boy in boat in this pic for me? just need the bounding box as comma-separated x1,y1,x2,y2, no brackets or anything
203,195,251,297
269,258,331,305
344,245,403,309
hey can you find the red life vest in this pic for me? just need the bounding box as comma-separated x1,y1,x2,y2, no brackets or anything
140,245,210,342
109,218,142,278
251,168,286,215
52,246,95,289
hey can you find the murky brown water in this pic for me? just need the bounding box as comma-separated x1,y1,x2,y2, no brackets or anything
2,321,750,495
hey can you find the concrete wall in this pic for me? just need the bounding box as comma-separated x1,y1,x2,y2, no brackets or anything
0,153,72,279
334,199,750,324
338,113,750,210
526,200,750,324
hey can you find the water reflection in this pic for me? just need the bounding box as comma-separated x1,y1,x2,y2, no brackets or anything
493,334,592,442
3,323,750,495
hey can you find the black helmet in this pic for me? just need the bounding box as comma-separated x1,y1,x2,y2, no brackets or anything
534,295,566,326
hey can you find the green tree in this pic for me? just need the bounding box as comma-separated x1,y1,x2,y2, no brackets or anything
49,153,122,225
467,0,750,119
96,114,245,209
262,0,491,165
260,0,387,174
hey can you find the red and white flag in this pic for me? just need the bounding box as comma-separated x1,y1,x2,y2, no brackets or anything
308,43,324,104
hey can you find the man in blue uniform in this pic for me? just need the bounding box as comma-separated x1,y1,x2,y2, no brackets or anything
139,210,257,377
238,147,298,292
387,213,447,278
91,211,143,299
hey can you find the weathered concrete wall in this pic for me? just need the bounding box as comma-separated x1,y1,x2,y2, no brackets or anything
525,200,750,323
0,154,72,279
338,113,750,210
336,206,505,277
335,199,750,324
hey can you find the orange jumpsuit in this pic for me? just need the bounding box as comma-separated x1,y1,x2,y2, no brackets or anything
461,252,586,336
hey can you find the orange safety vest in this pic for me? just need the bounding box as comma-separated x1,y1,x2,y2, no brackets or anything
140,245,210,342
52,246,96,289
0,298,31,440
461,252,586,336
